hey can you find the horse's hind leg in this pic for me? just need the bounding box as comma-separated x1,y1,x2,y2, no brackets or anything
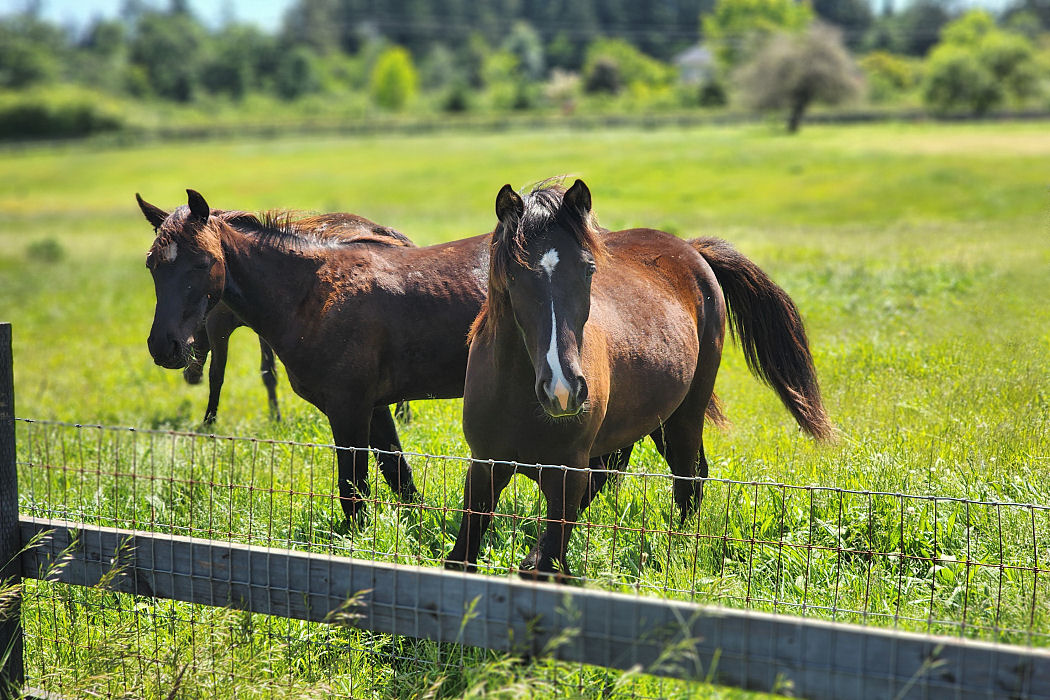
368,405,418,502
580,445,633,511
651,418,707,525
652,369,720,524
259,339,281,421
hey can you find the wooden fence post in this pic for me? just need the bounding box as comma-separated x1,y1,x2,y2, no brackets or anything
0,322,23,699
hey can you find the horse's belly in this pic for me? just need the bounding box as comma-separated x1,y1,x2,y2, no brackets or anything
591,303,700,451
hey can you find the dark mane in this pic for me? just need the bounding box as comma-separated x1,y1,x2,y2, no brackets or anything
470,183,606,343
214,209,416,250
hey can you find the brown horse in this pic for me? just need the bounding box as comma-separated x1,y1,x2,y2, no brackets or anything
446,180,833,579
137,189,491,524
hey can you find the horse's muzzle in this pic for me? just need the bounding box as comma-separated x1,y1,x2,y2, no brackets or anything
148,334,191,370
539,376,588,418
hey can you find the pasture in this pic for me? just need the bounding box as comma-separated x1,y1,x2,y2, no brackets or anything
1,121,1049,698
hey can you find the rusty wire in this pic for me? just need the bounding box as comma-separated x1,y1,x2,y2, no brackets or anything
13,418,1050,698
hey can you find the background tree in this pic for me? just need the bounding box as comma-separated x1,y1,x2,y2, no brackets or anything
502,21,545,82
272,45,324,99
128,7,209,101
869,0,953,56
370,46,419,110
0,13,65,88
736,23,862,132
201,25,274,99
812,0,873,49
1003,0,1050,31
702,0,813,68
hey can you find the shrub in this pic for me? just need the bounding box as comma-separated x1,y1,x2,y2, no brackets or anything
698,78,728,107
859,51,918,102
0,89,124,140
582,38,674,93
26,238,65,263
583,56,623,94
441,82,472,113
921,10,1041,115
370,46,418,111
922,45,1001,116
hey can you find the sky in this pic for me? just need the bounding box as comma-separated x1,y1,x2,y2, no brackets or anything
2,0,1016,35
4,0,292,31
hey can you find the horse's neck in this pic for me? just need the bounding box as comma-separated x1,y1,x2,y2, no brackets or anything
489,303,537,381
218,227,323,351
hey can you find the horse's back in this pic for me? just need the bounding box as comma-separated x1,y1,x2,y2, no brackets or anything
594,228,719,339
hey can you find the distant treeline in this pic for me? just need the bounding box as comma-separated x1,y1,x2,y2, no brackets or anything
1,0,1049,139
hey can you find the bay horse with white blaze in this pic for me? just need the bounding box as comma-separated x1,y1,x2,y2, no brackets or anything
446,180,833,579
138,190,491,524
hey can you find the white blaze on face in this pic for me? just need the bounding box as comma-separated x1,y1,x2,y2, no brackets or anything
540,248,571,411
160,241,178,263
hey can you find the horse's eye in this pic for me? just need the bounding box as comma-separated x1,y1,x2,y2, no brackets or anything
193,262,211,271
586,262,596,276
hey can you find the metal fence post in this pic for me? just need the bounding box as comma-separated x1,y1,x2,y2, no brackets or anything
0,323,23,699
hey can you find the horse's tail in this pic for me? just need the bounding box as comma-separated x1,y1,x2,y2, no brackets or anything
690,237,834,441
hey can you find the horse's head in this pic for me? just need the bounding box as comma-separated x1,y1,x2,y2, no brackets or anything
137,189,225,370
491,179,603,419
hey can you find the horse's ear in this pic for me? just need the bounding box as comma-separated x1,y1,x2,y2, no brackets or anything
136,193,168,229
494,184,524,229
186,189,210,223
563,179,592,218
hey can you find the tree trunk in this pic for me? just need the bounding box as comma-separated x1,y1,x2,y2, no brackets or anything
786,95,810,134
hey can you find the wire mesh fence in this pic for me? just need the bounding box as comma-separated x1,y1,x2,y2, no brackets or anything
11,417,1050,698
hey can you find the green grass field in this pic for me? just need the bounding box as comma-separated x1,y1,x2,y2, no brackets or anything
2,121,1049,698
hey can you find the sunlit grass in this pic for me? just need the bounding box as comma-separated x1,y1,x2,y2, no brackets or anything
2,121,1049,698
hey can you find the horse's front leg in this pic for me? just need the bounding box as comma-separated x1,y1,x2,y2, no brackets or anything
183,319,210,386
520,459,589,581
202,321,233,425
445,460,513,572
368,404,418,502
328,409,375,526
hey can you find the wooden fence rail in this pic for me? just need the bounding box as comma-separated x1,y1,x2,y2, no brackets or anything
3,319,1050,699
14,517,1050,700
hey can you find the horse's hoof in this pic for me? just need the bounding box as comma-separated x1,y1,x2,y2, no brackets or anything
339,499,370,530
518,554,572,583
444,559,477,574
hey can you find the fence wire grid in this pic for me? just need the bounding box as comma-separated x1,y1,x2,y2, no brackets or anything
11,418,1050,699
